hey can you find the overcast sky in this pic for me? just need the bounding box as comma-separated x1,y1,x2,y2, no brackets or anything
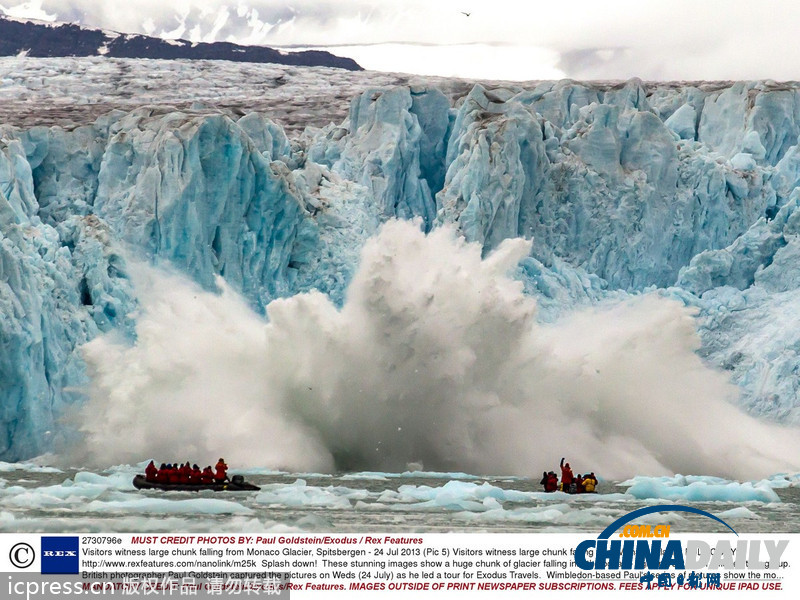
2,0,800,81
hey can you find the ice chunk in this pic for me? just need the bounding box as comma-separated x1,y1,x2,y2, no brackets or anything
254,479,353,509
73,471,136,490
717,507,761,520
86,497,253,514
0,461,63,473
339,472,389,481
664,103,696,140
624,476,780,503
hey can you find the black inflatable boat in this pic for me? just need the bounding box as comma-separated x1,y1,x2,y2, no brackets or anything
133,474,260,491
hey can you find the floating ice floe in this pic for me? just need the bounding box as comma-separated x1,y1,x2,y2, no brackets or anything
398,471,484,480
254,479,355,509
454,504,634,529
85,497,252,515
763,473,800,488
622,475,780,503
339,472,390,481
0,461,63,473
230,467,287,476
717,507,762,520
74,470,137,490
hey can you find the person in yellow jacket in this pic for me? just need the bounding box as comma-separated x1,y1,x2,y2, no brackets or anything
583,472,598,493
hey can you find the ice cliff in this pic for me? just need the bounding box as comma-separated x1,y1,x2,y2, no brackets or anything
4,74,800,460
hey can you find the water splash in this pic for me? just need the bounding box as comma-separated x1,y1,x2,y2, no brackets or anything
76,220,800,479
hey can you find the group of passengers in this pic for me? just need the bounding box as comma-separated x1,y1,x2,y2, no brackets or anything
144,458,228,485
539,458,598,494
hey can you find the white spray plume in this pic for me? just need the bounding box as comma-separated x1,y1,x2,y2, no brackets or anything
77,220,800,479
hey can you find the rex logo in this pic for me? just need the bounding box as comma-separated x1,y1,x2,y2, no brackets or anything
41,537,80,574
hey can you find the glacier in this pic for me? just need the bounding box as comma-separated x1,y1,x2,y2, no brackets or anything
3,59,800,472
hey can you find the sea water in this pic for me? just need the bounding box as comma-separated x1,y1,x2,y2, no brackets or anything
1,463,798,534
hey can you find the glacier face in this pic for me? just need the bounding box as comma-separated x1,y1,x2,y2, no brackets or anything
3,60,800,461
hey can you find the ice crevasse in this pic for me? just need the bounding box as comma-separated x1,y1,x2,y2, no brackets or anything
3,78,800,461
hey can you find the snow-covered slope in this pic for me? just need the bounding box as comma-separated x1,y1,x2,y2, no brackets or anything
0,1,302,49
2,58,800,464
0,14,361,70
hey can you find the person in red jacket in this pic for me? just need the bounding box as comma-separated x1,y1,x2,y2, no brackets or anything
546,471,558,493
190,464,202,484
560,457,573,490
145,460,158,482
214,458,229,482
179,462,192,484
167,464,179,484
540,471,558,493
201,466,215,484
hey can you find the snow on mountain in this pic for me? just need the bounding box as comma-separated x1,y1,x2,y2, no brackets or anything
3,57,800,469
0,1,297,48
0,14,361,70
0,1,56,22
